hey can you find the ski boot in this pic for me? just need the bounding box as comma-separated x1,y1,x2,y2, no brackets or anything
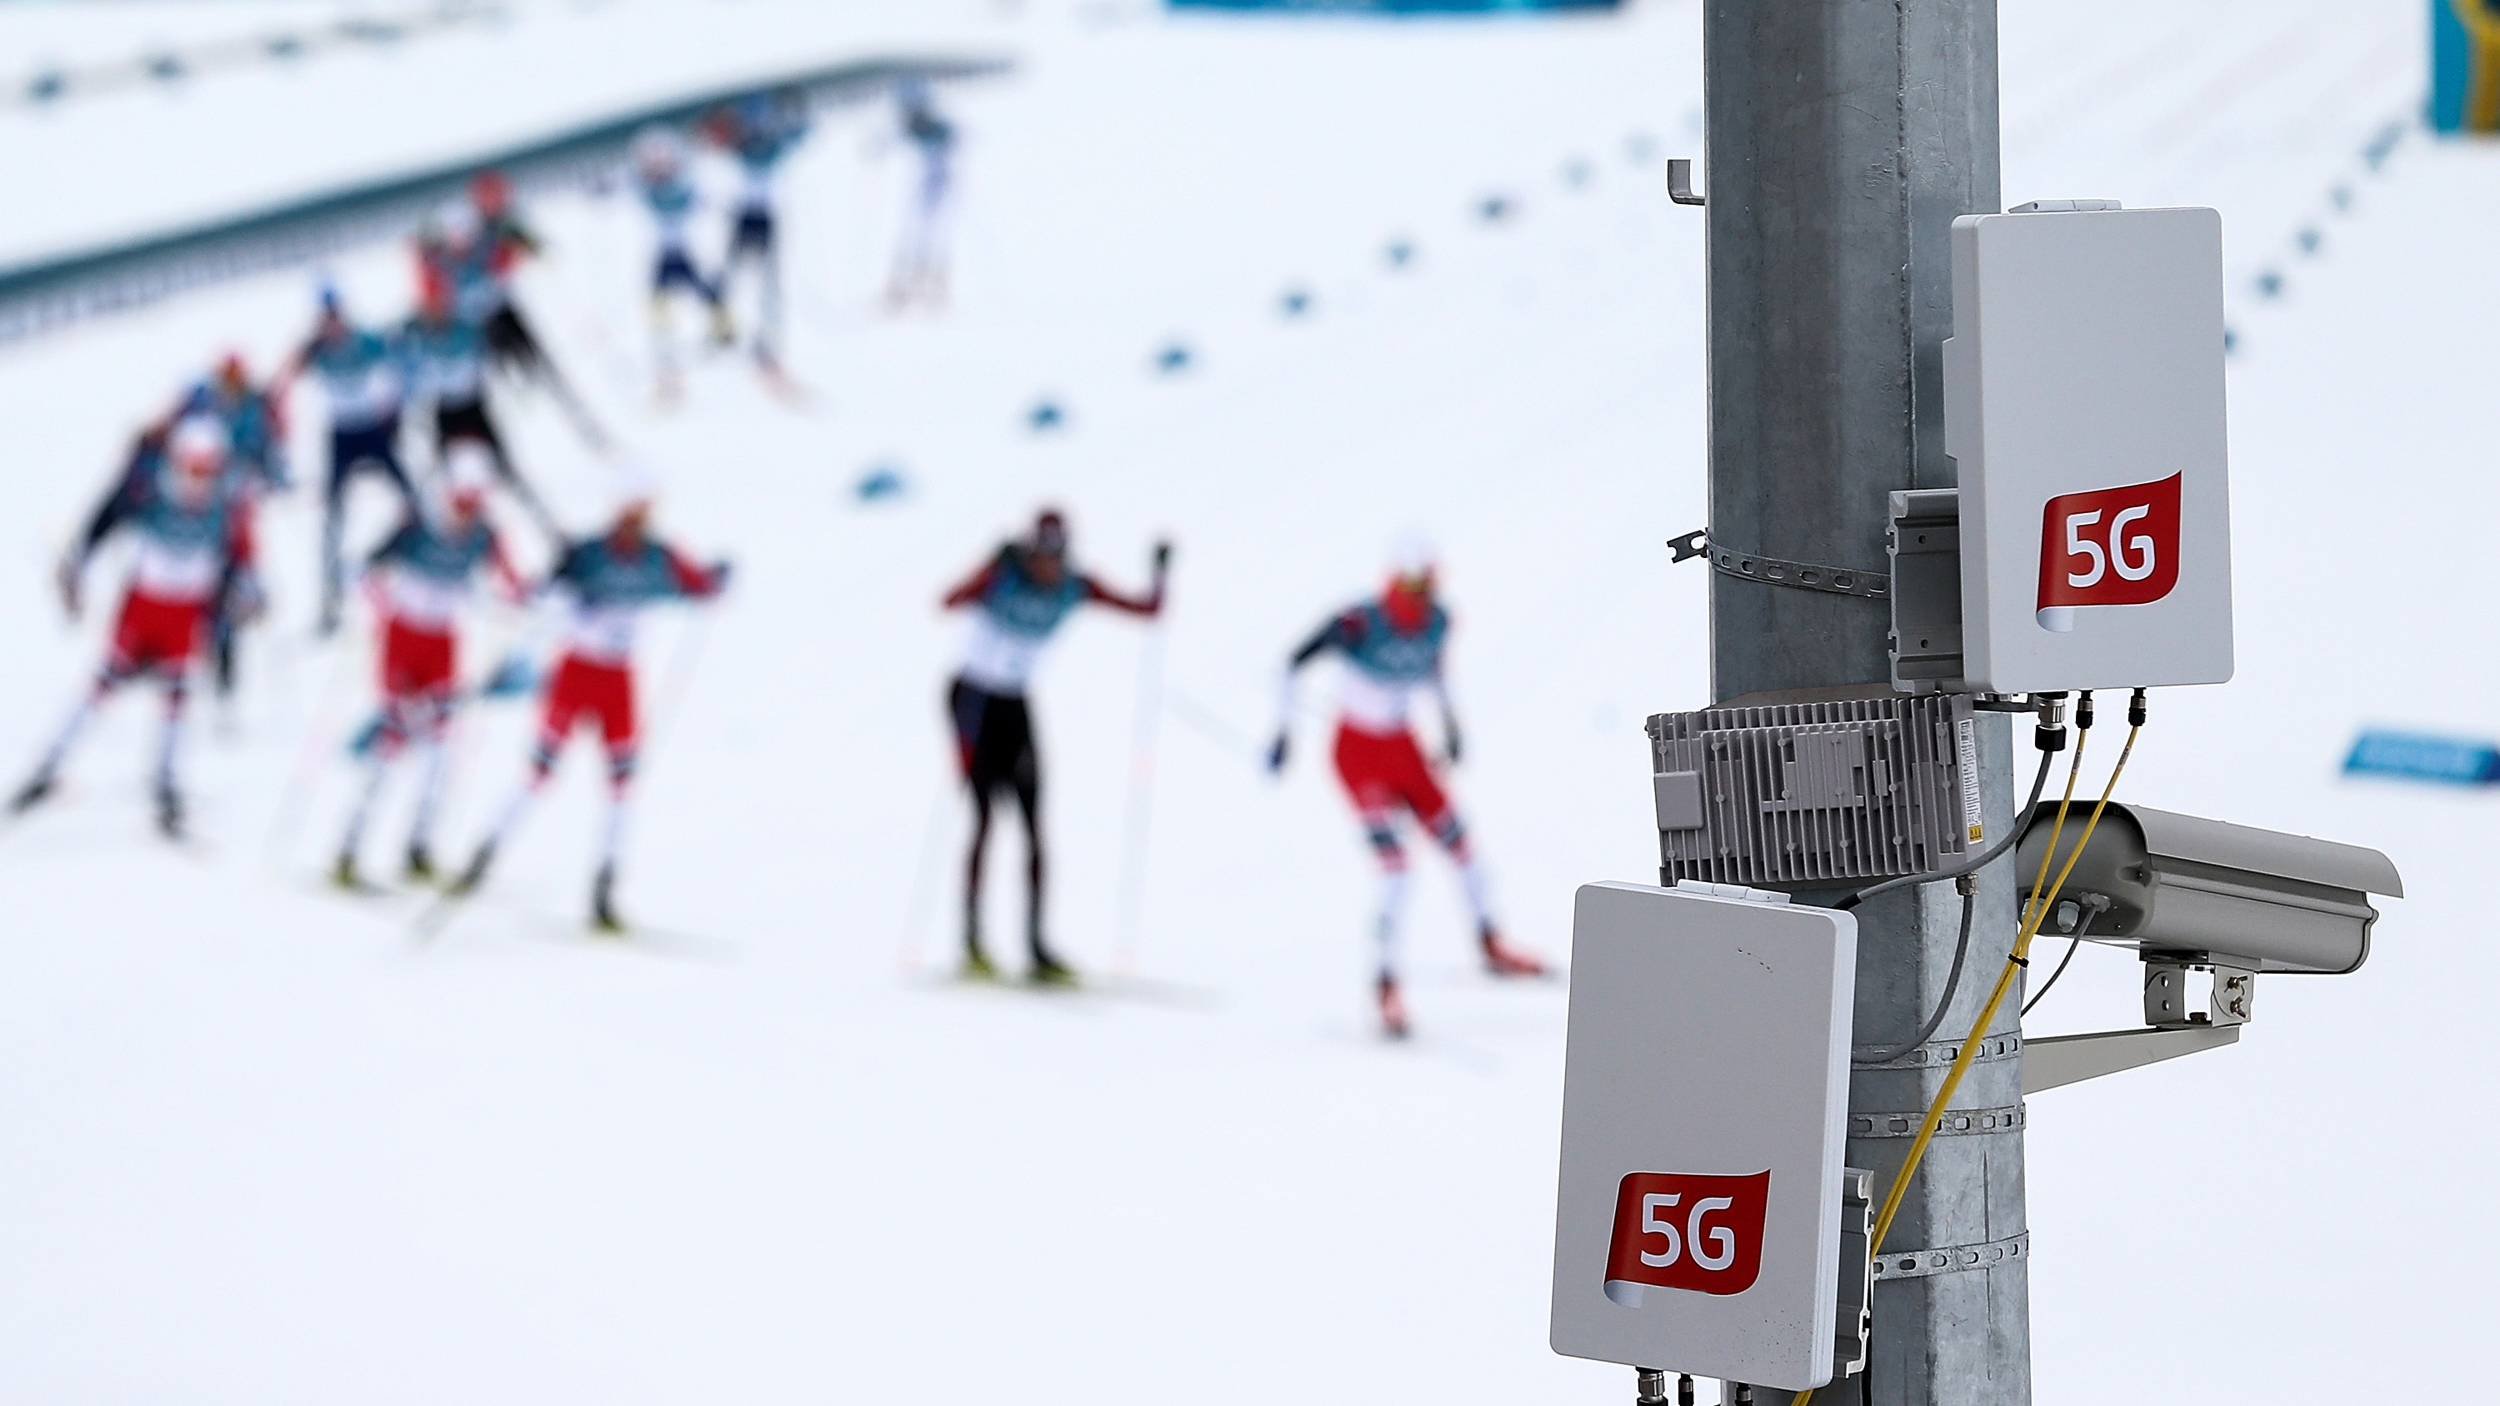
1027,940,1078,988
404,843,435,883
1377,973,1411,1040
1480,925,1546,978
154,783,184,840
590,865,624,935
331,853,362,891
959,945,998,982
707,306,737,349
9,770,55,815
447,841,496,898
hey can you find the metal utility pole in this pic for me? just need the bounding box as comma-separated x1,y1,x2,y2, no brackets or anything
1701,4,2023,1403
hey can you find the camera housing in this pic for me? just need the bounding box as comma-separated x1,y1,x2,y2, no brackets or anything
2014,801,2402,976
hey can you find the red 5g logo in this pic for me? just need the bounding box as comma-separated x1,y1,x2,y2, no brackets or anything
2035,473,2183,631
1602,1170,1771,1306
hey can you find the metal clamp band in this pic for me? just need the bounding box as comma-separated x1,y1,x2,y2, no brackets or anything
1713,546,1891,599
1848,1104,2025,1139
1870,1231,2029,1281
1850,1033,2022,1071
1666,528,1891,598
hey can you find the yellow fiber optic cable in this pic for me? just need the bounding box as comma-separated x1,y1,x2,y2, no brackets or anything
1794,721,2141,1406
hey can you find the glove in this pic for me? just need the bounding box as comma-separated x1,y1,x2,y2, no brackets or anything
54,553,82,621
480,652,538,700
1152,540,1173,571
1445,725,1464,767
1266,732,1289,774
228,568,268,625
708,559,735,594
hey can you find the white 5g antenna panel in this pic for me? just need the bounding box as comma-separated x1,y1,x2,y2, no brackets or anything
1550,882,1856,1391
1947,203,2234,693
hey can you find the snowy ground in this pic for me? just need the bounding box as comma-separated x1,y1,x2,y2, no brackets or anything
0,1,2482,1401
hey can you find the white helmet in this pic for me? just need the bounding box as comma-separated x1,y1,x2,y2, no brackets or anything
432,197,481,247
611,458,660,515
168,415,229,472
442,441,495,512
632,124,684,175
1388,530,1437,586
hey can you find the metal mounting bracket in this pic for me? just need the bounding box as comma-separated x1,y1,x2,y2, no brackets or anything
1667,529,1892,599
1888,488,1967,692
1668,158,1706,206
1834,1168,1873,1380
2022,1023,2240,1094
1871,1230,2030,1281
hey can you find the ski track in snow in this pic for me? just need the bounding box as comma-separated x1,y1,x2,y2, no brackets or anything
0,1,2477,1402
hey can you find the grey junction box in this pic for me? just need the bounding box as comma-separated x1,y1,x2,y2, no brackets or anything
1550,882,1858,1391
1649,693,1983,888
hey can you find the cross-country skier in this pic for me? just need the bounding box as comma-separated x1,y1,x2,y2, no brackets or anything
631,124,733,394
939,510,1169,983
331,445,524,888
11,417,255,836
286,289,416,635
399,282,558,539
429,173,611,451
162,354,287,702
164,352,290,493
447,477,729,930
460,172,550,377
703,92,809,368
886,78,957,311
1267,539,1543,1038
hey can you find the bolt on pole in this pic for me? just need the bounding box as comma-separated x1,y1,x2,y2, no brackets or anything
1700,3,2025,1403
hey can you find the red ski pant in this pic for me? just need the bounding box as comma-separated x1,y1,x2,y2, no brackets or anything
534,654,637,787
106,589,204,678
1331,722,1467,869
381,619,456,701
372,619,457,754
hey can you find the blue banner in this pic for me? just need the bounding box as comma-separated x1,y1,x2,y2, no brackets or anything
2432,0,2500,133
1172,0,1618,12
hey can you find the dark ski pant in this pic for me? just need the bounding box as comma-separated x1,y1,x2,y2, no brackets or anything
435,396,558,539
724,210,780,352
482,303,549,378
207,554,258,700
653,250,724,309
322,417,415,624
949,677,1045,960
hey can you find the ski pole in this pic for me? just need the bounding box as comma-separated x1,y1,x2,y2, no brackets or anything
536,357,613,454
636,606,717,765
1110,546,1172,976
255,620,369,879
896,779,954,977
1163,688,1264,765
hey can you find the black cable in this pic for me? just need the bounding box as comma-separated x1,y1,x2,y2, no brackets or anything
1837,747,2056,911
2020,900,2102,1017
1851,880,1978,1066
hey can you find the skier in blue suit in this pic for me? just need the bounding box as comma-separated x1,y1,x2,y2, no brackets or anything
632,124,732,392
704,91,810,367
284,290,417,633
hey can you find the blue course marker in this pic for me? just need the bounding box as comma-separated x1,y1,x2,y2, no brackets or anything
855,464,908,503
2343,729,2500,785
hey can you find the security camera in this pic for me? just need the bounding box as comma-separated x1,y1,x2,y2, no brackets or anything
2014,802,2402,977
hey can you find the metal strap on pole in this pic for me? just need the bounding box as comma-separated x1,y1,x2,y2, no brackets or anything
1668,528,1893,600
1870,1232,2030,1282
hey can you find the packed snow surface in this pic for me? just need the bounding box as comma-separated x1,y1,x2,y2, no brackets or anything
0,1,2476,1402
